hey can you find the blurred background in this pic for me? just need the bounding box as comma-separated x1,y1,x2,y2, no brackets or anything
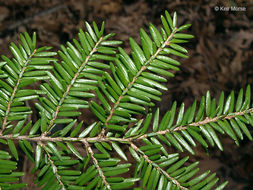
0,0,252,189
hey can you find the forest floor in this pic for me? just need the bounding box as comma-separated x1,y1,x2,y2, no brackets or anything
0,0,253,189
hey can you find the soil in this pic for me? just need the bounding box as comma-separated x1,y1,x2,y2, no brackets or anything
0,0,253,189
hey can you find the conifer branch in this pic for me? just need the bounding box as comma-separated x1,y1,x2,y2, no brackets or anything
43,37,104,137
0,49,37,135
82,140,111,190
39,142,66,190
100,28,178,136
136,108,253,140
0,11,244,189
130,142,187,190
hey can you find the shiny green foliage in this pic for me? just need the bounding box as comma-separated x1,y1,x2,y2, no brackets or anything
36,21,122,134
128,85,253,155
33,140,137,190
0,10,250,190
0,149,26,189
0,32,56,131
133,153,225,190
90,11,193,135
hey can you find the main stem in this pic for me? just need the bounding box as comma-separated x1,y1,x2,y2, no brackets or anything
1,108,252,143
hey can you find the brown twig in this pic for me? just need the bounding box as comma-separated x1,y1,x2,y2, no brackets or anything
82,140,111,190
0,134,128,143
